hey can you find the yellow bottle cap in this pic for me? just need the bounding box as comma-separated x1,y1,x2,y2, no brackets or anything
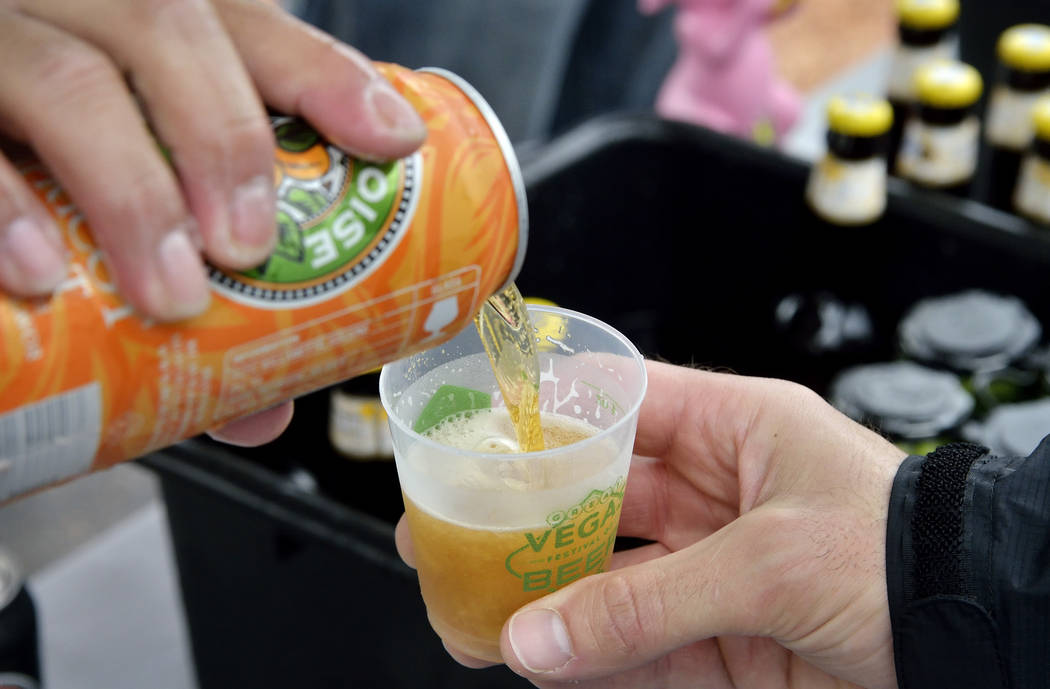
1033,95,1050,142
769,0,799,18
896,0,959,31
523,297,558,308
915,60,983,109
997,24,1050,73
826,95,894,137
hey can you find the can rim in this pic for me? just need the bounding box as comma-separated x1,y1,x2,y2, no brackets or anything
417,67,528,291
0,547,23,611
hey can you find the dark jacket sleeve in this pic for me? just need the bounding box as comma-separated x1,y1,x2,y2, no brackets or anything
887,437,1050,689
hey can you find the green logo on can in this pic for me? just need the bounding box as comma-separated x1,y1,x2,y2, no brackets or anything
209,116,420,307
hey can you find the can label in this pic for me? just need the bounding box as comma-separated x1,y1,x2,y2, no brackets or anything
0,65,523,503
218,117,419,307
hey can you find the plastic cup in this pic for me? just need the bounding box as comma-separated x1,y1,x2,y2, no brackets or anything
379,305,647,662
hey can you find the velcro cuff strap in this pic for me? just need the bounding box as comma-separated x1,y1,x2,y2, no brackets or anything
889,443,1007,689
910,442,986,600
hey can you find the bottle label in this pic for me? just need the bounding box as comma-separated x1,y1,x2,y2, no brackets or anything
1014,154,1050,223
897,116,979,187
986,85,1050,150
806,155,888,224
329,390,392,460
887,39,958,101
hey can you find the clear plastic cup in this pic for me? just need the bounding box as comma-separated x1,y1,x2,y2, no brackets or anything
379,305,647,662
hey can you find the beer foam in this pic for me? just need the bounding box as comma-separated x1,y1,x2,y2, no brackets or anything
423,408,596,454
403,407,626,528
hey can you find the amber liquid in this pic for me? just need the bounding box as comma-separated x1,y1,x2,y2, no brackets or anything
409,411,616,662
475,283,545,452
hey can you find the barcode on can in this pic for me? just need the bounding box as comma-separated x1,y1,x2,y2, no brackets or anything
0,384,101,503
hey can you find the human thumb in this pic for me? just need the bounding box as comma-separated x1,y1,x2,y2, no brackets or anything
499,511,787,682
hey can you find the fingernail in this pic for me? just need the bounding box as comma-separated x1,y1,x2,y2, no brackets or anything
366,79,426,142
230,176,276,260
157,230,210,319
508,608,574,673
1,216,68,292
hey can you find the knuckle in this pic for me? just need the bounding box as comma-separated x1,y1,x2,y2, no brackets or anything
768,378,822,407
137,0,209,22
588,572,665,657
0,170,29,226
758,378,827,423
104,169,186,240
220,113,274,160
309,31,375,83
31,42,119,109
178,112,273,178
739,509,813,633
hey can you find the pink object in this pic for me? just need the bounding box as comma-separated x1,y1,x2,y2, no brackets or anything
640,0,801,144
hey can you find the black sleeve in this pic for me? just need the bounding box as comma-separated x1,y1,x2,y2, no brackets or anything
887,437,1050,689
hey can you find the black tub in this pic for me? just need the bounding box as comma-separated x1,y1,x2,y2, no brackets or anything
144,114,1050,689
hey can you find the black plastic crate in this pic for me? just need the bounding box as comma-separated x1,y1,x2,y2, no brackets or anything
145,114,1050,689
515,115,1049,395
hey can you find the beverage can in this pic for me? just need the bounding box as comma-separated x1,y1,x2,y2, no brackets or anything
0,64,527,503
0,549,40,689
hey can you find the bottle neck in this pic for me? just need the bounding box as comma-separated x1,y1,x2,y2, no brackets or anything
898,24,953,47
999,65,1050,92
919,103,974,126
1035,137,1050,162
827,130,888,160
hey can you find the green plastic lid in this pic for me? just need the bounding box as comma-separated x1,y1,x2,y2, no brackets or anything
413,384,492,434
898,290,1041,374
830,361,974,440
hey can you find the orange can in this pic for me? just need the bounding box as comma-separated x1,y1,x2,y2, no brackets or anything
0,65,526,502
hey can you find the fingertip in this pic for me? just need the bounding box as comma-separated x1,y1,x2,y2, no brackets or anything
174,157,279,277
208,400,294,446
149,229,212,321
363,78,427,149
394,514,417,569
0,215,70,297
503,607,575,676
441,640,499,669
297,80,426,163
216,174,277,270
